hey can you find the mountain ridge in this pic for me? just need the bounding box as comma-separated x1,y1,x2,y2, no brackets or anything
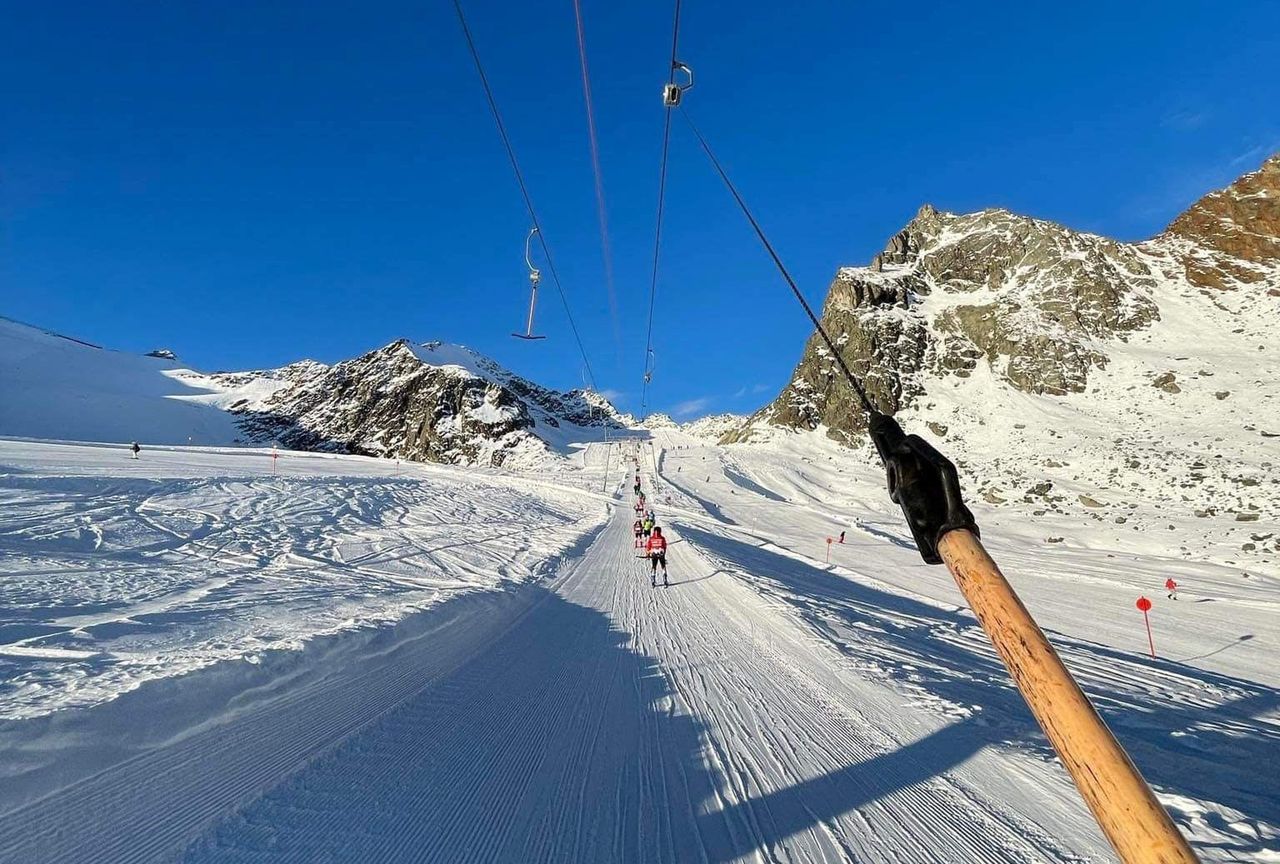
0,318,635,469
728,152,1280,445
717,154,1278,562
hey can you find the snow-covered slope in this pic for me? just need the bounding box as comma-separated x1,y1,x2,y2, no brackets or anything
0,440,605,720
0,316,274,445
645,428,1278,863
1,435,1274,863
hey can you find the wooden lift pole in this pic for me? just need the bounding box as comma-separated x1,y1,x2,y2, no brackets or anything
936,530,1199,863
671,47,1198,857
867,412,1200,864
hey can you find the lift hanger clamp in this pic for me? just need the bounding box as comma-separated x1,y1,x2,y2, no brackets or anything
663,62,694,107
868,412,978,565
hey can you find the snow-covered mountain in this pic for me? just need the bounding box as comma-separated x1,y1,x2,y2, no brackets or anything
681,413,746,441
733,153,1279,442
0,319,628,468
724,153,1279,557
219,340,631,467
635,412,744,440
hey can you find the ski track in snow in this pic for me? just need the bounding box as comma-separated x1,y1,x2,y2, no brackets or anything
0,442,606,719
173,508,1089,864
0,439,1276,862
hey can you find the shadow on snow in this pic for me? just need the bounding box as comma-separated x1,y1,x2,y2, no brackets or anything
674,523,1280,856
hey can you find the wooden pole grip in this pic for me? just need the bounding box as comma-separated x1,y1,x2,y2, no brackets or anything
936,529,1199,864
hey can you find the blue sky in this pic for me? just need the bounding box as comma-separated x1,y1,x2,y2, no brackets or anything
3,1,1278,419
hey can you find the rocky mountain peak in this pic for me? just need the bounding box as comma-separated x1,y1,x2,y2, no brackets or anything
729,153,1279,446
221,339,626,467
1159,153,1280,289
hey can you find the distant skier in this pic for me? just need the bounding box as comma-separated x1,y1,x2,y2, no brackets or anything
646,527,669,587
1166,578,1178,600
839,530,846,544
642,516,654,538
633,518,644,548
130,442,141,460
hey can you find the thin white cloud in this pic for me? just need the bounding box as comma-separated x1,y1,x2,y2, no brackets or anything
598,389,625,402
672,397,711,417
1229,142,1273,167
1161,109,1209,132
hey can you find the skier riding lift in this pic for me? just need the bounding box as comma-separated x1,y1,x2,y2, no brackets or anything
646,526,669,588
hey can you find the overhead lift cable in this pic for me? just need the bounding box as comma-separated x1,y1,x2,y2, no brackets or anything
679,109,875,418
451,0,597,388
571,0,623,357
639,0,685,418
674,89,1201,864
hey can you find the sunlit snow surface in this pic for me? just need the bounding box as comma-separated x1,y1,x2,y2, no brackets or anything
0,440,605,719
0,435,1275,863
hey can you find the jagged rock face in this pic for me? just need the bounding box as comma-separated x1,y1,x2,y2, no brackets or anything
890,205,1161,395
730,275,933,446
736,208,1162,442
1162,153,1280,289
223,341,624,467
214,360,328,390
733,153,1279,445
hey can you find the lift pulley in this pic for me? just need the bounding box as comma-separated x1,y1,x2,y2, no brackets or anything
662,62,693,107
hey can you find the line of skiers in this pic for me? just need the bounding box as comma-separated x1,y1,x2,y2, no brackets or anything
632,475,668,588
633,513,656,540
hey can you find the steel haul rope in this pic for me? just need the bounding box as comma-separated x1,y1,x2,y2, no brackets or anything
639,0,684,418
571,0,623,358
451,0,598,388
678,108,877,418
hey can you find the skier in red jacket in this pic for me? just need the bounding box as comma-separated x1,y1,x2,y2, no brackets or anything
645,527,669,588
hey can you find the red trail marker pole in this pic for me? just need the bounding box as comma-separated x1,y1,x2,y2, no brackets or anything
825,537,833,563
1136,596,1155,658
